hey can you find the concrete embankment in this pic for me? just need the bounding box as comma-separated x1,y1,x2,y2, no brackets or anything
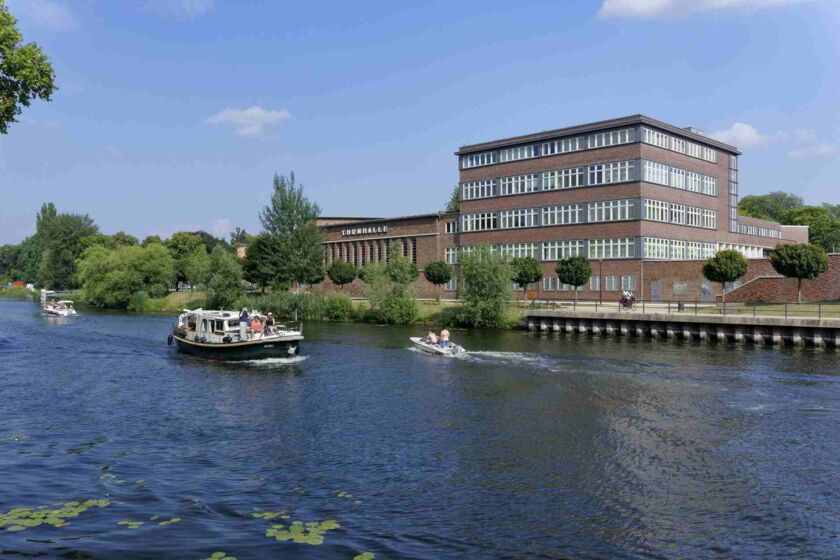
526,310,840,348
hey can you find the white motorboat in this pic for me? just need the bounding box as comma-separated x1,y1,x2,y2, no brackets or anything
410,336,465,356
44,300,77,317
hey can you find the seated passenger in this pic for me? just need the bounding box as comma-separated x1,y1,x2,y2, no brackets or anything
265,313,276,334
251,316,263,338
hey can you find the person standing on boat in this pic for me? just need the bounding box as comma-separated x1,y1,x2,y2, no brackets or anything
239,308,250,340
427,331,438,345
251,315,263,339
265,313,276,335
440,329,450,349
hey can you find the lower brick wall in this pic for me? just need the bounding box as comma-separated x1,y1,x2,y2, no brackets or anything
725,254,840,303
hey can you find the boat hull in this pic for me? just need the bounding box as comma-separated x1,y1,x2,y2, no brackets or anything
173,335,302,361
409,337,465,356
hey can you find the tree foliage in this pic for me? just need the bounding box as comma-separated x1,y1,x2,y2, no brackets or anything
424,260,452,302
275,222,325,286
229,227,251,245
37,213,99,289
206,246,244,309
511,256,543,301
555,256,591,302
0,1,57,134
77,244,175,309
259,172,321,238
457,244,512,328
326,259,357,290
242,234,283,291
445,185,460,212
360,245,418,324
166,232,203,288
769,243,828,303
702,250,749,303
739,191,804,222
782,206,840,253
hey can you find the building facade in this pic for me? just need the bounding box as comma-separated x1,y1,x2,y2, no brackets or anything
316,115,807,301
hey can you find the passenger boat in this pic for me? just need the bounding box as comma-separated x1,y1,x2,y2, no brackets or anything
44,300,77,317
168,309,303,361
409,336,465,356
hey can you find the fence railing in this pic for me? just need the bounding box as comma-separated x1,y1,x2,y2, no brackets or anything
523,299,840,320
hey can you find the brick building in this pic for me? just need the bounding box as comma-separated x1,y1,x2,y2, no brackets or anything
315,115,812,302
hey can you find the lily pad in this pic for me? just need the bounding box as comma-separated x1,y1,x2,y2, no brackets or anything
354,553,375,560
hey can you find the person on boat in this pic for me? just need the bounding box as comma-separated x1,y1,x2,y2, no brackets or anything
426,331,438,345
440,329,450,348
265,313,276,335
239,308,250,340
251,315,263,339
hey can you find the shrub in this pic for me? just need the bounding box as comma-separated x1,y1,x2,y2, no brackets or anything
456,244,512,328
555,256,591,302
326,260,357,290
361,252,419,325
702,250,749,303
769,243,829,303
424,260,452,302
511,256,543,302
207,246,244,309
127,291,148,312
321,292,356,321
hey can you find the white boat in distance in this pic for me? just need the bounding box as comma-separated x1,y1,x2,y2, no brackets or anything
410,336,465,356
44,300,77,317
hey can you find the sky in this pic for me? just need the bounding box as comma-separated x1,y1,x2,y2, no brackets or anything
1,0,839,244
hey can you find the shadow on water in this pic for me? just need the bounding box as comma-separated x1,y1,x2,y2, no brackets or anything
2,298,840,559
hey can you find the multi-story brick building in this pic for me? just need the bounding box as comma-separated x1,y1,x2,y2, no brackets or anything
316,115,808,301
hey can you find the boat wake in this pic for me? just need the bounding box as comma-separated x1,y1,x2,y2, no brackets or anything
240,355,309,366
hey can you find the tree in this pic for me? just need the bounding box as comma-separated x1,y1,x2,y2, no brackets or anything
0,244,16,281
0,1,57,134
242,234,283,292
360,245,419,324
183,246,210,290
112,231,139,247
327,260,357,291
423,261,452,302
769,243,828,303
275,222,325,287
166,232,203,289
782,206,840,253
457,244,512,328
259,172,321,238
142,235,163,247
76,244,175,309
37,213,98,289
555,256,591,303
229,227,251,245
702,250,749,304
206,246,244,309
445,185,460,212
189,230,230,255
511,257,543,303
739,191,803,222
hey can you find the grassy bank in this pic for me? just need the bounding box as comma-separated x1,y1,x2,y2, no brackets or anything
0,287,37,298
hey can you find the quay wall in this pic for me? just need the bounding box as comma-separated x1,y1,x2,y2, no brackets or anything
526,310,840,348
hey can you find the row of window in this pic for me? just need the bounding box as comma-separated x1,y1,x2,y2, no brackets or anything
641,127,717,163
461,198,716,232
738,223,781,239
461,127,637,169
461,159,718,200
326,238,417,267
443,238,766,263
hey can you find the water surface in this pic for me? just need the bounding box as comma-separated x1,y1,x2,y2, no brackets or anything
1,298,839,559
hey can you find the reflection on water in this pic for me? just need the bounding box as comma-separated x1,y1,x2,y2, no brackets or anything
1,298,839,559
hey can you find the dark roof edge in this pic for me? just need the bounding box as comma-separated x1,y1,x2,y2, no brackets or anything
320,212,457,228
455,114,741,156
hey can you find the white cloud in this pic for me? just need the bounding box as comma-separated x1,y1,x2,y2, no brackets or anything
145,0,215,20
787,142,834,160
9,0,77,30
210,218,232,239
708,122,786,148
205,106,292,137
793,128,818,144
598,0,808,19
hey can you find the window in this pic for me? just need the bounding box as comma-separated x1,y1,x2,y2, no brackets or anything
588,128,634,149
444,277,457,291
542,136,583,155
462,212,497,232
588,238,635,259
500,174,539,195
542,240,583,261
702,209,717,229
543,167,584,190
686,171,702,193
605,276,620,291
643,161,670,186
499,243,538,259
589,160,634,185
590,276,600,291
500,145,538,162
543,276,557,291
670,168,686,189
621,276,636,290
687,242,702,260
702,243,717,258
702,147,717,163
542,204,583,226
445,247,458,264
687,206,702,227
500,208,538,229
671,240,686,260
671,137,686,154
461,151,498,169
670,204,686,225
643,128,670,149
702,176,716,196
644,199,670,222
643,237,671,259
643,127,716,162
588,199,635,222
445,221,459,234
462,180,494,200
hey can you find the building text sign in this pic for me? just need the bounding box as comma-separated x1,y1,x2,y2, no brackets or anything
341,226,389,237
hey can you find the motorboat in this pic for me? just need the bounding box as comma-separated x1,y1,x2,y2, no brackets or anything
410,336,465,356
44,300,77,317
168,308,303,361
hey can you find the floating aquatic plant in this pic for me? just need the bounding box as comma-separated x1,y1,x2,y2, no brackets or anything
0,499,110,532
265,519,341,545
117,519,144,529
251,510,289,520
336,491,353,499
353,553,375,560
158,517,181,526
202,552,236,560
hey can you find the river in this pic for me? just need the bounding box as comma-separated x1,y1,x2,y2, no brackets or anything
1,298,839,559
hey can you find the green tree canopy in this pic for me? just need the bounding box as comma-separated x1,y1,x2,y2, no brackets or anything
511,256,543,302
37,213,99,289
166,232,203,288
0,1,57,133
206,246,244,309
276,222,325,287
769,243,828,303
555,256,591,302
445,185,460,212
457,245,512,328
360,245,419,324
259,172,321,238
77,244,175,309
423,260,452,302
229,227,251,245
112,231,139,247
184,245,210,290
242,234,283,292
141,235,163,246
326,259,357,290
782,206,840,253
702,249,749,303
739,191,803,222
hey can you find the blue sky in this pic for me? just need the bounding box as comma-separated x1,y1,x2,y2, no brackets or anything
1,0,838,244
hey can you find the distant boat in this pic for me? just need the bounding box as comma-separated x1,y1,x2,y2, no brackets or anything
410,336,465,356
168,308,303,361
44,300,77,317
